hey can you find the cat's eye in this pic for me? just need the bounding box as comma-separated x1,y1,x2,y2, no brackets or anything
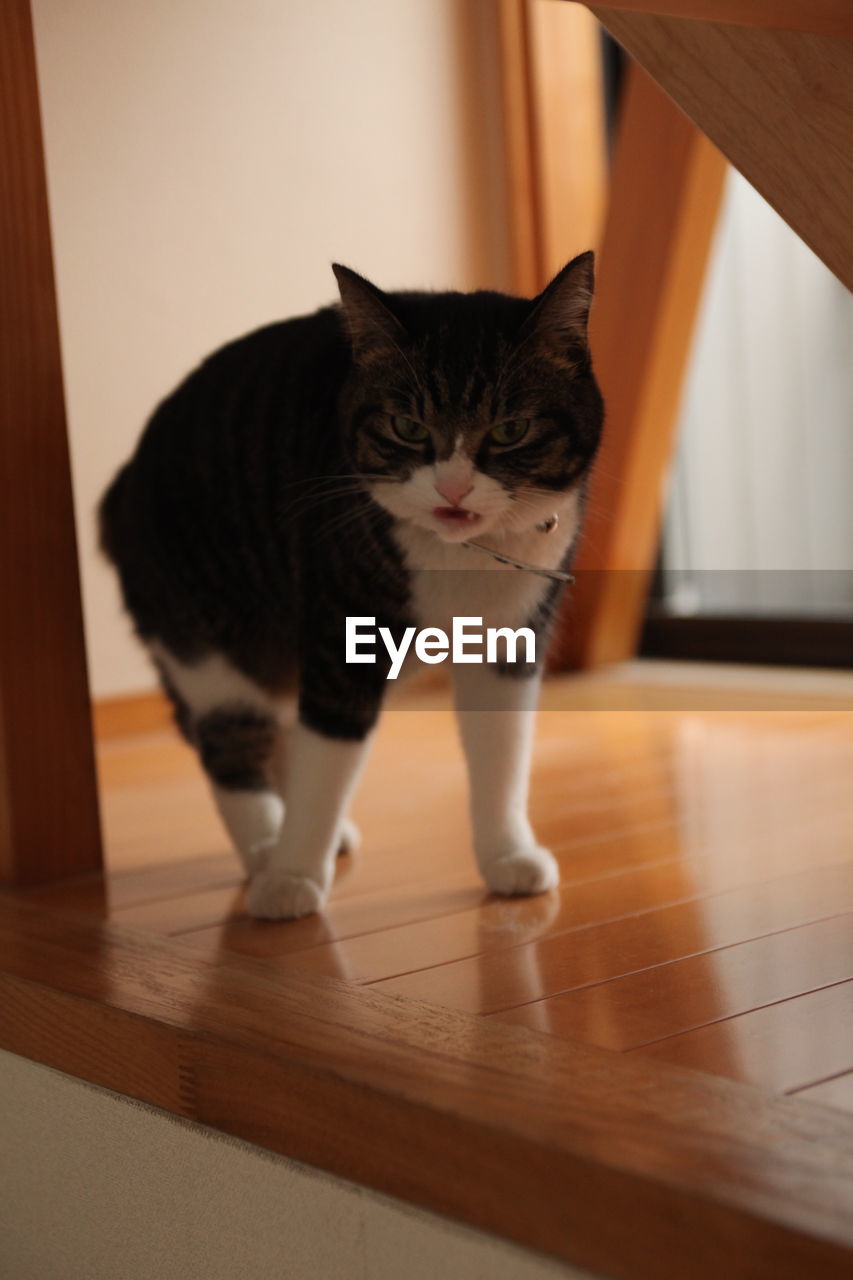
390,415,430,444
490,419,531,447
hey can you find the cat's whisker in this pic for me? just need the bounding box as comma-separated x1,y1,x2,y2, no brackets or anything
277,473,382,487
276,473,386,496
310,497,384,545
278,481,376,520
283,481,369,505
276,496,365,531
508,492,552,511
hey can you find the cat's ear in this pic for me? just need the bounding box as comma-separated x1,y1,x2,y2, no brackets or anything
520,250,595,355
332,264,408,364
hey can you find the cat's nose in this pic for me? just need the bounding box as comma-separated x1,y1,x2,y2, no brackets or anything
434,478,473,507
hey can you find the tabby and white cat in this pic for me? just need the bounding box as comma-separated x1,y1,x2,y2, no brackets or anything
99,253,603,919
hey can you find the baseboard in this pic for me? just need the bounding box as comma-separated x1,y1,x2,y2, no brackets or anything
92,668,453,740
92,690,172,740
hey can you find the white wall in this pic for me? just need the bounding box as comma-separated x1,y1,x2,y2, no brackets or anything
0,1050,585,1280
32,0,510,697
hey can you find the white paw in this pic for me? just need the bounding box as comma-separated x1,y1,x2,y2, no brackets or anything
482,846,560,897
337,817,361,856
246,871,327,920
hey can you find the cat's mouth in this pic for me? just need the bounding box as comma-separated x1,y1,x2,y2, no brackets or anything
433,505,480,524
431,506,483,538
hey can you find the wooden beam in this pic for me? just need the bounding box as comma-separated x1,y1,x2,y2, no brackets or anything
557,63,726,669
578,1,853,39
0,1,102,884
526,1,607,279
2,897,853,1279
497,0,543,295
498,1,607,294
590,8,853,289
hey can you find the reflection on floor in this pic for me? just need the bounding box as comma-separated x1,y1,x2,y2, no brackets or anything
26,662,853,1113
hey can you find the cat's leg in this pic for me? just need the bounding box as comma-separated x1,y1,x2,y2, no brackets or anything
451,662,559,896
244,640,390,919
152,646,284,875
272,694,362,861
201,709,284,876
246,722,373,919
338,815,362,855
205,706,359,875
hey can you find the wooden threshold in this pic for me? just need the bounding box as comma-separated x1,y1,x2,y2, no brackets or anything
2,894,853,1280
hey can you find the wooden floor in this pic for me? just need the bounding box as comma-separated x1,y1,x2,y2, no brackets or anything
21,661,853,1113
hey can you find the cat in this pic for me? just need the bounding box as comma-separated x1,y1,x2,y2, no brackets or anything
99,253,604,920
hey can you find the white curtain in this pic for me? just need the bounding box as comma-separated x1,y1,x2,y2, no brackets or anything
662,170,853,617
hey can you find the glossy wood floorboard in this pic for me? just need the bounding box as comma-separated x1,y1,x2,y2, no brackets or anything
795,1071,853,1110
490,912,853,1047
21,663,853,1116
380,862,853,1013
630,980,853,1093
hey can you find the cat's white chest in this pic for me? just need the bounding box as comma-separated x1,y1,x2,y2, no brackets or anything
392,505,578,633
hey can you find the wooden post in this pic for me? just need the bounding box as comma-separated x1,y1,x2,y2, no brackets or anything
0,0,103,884
556,62,727,669
497,0,607,295
497,0,543,296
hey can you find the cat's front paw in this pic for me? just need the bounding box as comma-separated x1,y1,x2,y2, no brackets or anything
246,871,327,920
481,846,560,897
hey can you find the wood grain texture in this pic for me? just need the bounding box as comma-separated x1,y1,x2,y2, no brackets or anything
591,9,853,289
555,64,727,668
578,1,853,38
2,896,853,1279
0,0,102,885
